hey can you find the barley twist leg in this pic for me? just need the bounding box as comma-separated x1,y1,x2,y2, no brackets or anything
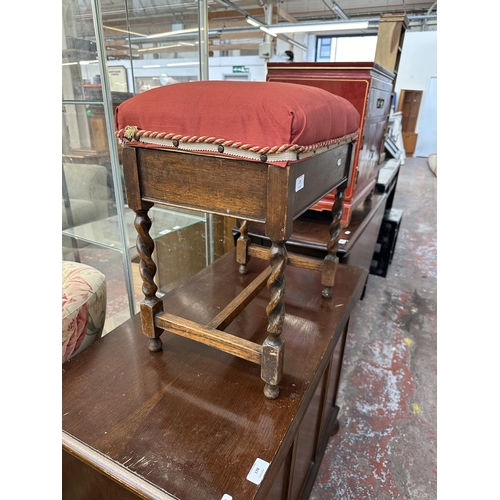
135,208,164,352
322,182,347,299
262,241,287,399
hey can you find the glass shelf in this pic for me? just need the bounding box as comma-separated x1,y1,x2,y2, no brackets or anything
62,206,206,252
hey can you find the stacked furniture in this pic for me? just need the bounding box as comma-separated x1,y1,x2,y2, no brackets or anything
267,61,394,228
267,14,408,228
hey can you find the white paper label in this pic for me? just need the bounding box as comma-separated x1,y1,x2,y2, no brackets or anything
221,495,232,500
339,239,348,245
246,458,270,485
295,174,305,192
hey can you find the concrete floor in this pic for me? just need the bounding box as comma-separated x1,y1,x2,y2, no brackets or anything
310,157,437,499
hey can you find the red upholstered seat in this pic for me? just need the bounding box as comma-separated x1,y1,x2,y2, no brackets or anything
115,80,360,166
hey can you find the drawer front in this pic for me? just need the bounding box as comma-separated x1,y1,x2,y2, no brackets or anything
366,85,392,118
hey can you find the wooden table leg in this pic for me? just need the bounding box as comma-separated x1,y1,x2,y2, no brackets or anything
322,181,347,299
134,205,164,352
236,220,250,275
261,241,287,399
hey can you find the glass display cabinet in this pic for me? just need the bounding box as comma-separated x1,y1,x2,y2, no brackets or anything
62,0,212,333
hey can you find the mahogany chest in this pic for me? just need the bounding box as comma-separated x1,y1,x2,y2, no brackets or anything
266,62,395,227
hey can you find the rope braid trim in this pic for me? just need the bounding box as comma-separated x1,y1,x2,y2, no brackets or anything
115,126,359,164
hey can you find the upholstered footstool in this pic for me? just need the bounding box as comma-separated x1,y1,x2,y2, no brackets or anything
115,80,360,398
62,261,107,363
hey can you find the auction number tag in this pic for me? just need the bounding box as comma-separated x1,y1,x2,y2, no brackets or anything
295,174,305,192
246,458,270,485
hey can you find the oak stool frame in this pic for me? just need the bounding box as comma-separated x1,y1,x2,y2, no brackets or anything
122,141,355,399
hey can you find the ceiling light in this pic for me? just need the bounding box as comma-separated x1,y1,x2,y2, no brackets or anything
268,21,369,34
245,17,263,28
147,28,198,39
260,27,277,38
103,25,147,37
138,44,182,52
166,61,200,67
245,16,277,37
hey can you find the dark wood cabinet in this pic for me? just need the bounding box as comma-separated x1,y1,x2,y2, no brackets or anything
62,251,367,500
267,62,394,227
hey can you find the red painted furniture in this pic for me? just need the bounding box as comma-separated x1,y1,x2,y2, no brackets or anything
267,62,395,227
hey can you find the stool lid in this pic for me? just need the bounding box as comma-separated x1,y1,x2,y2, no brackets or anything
115,81,359,166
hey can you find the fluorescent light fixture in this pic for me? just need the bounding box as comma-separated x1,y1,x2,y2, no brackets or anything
166,61,200,67
143,64,161,68
245,17,263,28
269,21,369,34
245,16,277,37
62,60,99,67
260,27,277,38
103,25,147,37
138,44,182,52
147,28,198,39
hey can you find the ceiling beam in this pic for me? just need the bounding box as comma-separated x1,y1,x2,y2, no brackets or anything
208,8,266,21
219,31,265,40
210,42,260,51
276,7,299,24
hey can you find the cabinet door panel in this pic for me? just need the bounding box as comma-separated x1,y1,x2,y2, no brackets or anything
357,117,388,190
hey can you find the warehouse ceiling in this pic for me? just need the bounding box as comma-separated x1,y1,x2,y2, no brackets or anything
66,0,437,58
96,0,437,22
95,0,437,26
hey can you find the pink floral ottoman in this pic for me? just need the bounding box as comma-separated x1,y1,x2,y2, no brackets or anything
62,261,107,363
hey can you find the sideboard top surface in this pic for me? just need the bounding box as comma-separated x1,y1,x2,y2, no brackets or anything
62,251,366,500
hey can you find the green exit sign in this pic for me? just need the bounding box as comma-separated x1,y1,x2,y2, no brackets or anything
232,66,249,73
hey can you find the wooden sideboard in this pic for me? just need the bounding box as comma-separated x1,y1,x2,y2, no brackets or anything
62,250,367,500
267,62,394,227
